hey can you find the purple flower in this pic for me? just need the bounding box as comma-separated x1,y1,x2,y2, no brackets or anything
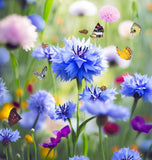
51,36,108,83
27,90,55,116
0,77,8,106
32,44,55,60
0,128,20,146
28,14,45,31
99,5,120,23
0,47,10,66
69,156,90,160
53,101,76,121
0,0,4,9
111,148,141,160
41,125,70,149
120,73,152,102
131,115,152,134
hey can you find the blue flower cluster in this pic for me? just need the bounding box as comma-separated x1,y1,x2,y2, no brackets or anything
69,156,90,160
0,77,8,106
51,36,108,83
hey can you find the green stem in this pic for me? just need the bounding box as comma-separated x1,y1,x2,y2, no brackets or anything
145,143,152,160
105,22,109,46
99,126,105,160
32,113,40,129
5,147,8,160
45,148,52,160
31,130,37,160
27,144,30,160
76,78,82,134
82,132,88,156
66,136,71,157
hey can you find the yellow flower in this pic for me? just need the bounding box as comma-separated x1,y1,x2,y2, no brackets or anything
112,146,119,152
40,146,57,160
25,134,33,143
0,103,14,120
16,88,23,98
21,101,28,109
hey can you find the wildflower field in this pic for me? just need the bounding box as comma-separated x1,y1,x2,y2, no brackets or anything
0,0,152,160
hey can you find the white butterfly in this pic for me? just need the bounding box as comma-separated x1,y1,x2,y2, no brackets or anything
33,66,47,80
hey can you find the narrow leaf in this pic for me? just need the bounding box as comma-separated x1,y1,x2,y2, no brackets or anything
43,0,54,24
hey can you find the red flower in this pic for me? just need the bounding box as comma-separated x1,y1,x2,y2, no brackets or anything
115,73,133,84
27,83,34,94
103,122,120,135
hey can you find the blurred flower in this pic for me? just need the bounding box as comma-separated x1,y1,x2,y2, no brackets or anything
143,114,152,122
32,44,55,60
131,115,152,134
19,110,45,130
118,20,134,38
53,101,76,121
12,101,20,109
0,47,10,66
0,77,8,106
81,101,130,121
40,147,57,160
28,14,45,31
0,0,4,9
103,122,120,135
0,14,38,51
103,46,131,68
69,156,89,160
111,148,141,160
16,88,23,98
79,85,117,102
21,101,28,109
112,146,120,152
120,73,152,102
147,2,152,11
69,0,97,16
26,0,36,4
0,103,14,120
52,36,107,83
41,125,70,149
27,83,34,94
25,134,33,143
99,5,120,23
115,73,133,84
139,140,152,153
131,144,140,152
27,90,55,116
0,128,20,146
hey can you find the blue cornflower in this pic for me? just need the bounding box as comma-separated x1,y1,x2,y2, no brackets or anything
0,77,8,106
53,101,76,121
79,85,117,102
19,111,45,130
139,139,152,153
81,101,130,120
32,44,55,60
120,73,152,102
0,0,4,9
51,36,108,83
69,156,90,160
0,128,20,146
28,14,45,31
27,90,56,116
0,47,10,66
111,148,141,160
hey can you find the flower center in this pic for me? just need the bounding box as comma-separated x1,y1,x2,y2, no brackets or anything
2,137,10,146
72,45,88,58
121,155,134,160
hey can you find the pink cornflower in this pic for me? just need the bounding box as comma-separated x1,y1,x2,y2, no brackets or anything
0,14,38,51
99,5,120,23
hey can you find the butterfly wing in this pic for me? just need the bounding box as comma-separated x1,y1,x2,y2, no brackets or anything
33,71,43,80
116,46,132,60
41,66,47,79
8,108,22,126
90,23,104,38
130,23,141,35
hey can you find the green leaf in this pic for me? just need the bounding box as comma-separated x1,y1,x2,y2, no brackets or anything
10,53,19,88
71,128,76,144
43,0,54,24
75,116,96,144
132,1,138,13
82,133,88,156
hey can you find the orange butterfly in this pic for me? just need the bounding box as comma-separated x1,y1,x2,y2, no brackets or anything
8,108,22,126
42,43,48,49
116,46,132,60
99,86,107,91
79,29,88,34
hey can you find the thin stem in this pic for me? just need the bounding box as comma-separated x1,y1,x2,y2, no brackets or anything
66,136,71,157
32,113,40,129
31,131,37,160
145,143,152,160
99,126,105,160
45,148,52,160
27,144,30,160
105,22,109,46
82,132,88,156
5,147,8,160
